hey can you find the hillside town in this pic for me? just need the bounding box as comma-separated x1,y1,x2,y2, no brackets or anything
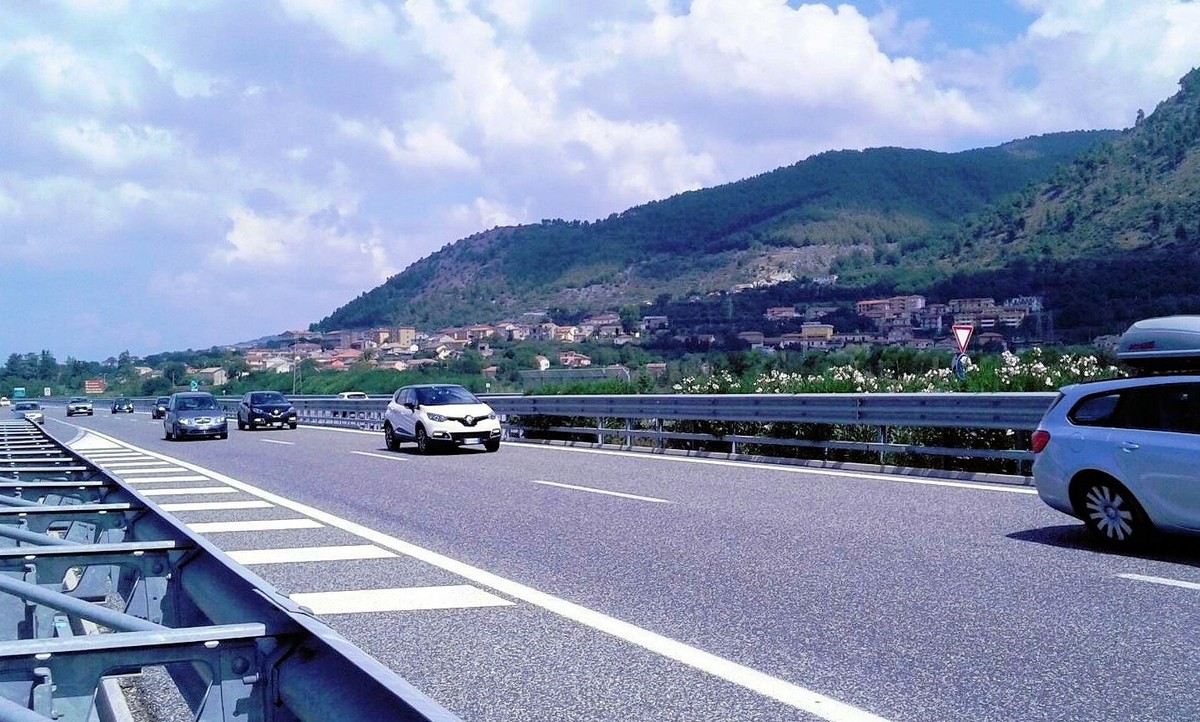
216,293,1049,381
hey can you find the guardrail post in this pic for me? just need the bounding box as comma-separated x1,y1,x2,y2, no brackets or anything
596,416,603,445
624,418,632,450
877,426,886,465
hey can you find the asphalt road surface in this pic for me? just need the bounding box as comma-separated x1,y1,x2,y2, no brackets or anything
41,408,1200,722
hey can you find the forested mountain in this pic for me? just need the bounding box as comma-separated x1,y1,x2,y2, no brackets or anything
313,67,1200,337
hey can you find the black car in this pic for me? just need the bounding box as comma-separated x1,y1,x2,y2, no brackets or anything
111,397,134,413
151,396,170,419
237,391,298,430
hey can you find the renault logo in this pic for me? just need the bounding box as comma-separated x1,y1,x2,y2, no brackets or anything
464,415,475,426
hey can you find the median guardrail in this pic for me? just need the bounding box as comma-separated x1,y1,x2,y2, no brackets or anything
93,391,1059,472
0,418,461,721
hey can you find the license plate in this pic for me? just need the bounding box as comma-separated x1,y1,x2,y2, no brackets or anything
464,437,482,445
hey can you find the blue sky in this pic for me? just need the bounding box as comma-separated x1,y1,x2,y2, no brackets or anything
2,0,1197,362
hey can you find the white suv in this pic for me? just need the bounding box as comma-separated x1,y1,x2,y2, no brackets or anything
1032,374,1200,547
383,384,501,454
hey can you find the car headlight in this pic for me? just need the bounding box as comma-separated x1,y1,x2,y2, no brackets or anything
425,412,447,422
179,418,197,426
487,412,497,420
251,406,263,413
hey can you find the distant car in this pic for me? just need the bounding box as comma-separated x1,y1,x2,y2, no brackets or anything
164,392,228,441
382,384,501,454
337,391,369,400
66,397,94,416
0,397,9,407
111,397,134,414
151,396,170,419
12,401,44,424
1032,374,1200,547
237,391,298,430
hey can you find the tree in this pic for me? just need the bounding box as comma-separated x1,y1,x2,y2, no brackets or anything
161,362,188,386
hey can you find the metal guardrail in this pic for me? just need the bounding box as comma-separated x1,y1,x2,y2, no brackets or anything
0,419,460,721
97,391,1060,465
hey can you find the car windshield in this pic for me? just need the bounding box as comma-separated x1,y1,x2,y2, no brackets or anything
157,397,170,404
251,392,287,404
69,397,88,403
415,386,478,406
15,402,39,410
178,396,219,411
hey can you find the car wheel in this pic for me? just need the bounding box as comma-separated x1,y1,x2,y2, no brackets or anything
165,425,174,441
237,417,245,430
289,422,297,430
248,419,256,430
384,423,400,451
415,425,430,455
485,439,500,453
219,433,228,440
1074,476,1154,547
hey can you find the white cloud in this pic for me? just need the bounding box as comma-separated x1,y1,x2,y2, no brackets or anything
279,0,405,64
338,117,479,171
1,36,139,109
53,121,180,169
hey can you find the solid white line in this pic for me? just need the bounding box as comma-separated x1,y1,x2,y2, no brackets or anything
515,444,1038,495
1118,573,1200,591
260,439,294,446
350,451,406,462
158,500,272,512
74,428,892,722
189,519,324,533
139,486,237,497
290,585,513,614
532,479,673,504
226,544,396,565
122,475,211,484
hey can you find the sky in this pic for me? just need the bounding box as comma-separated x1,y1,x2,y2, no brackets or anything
2,0,1198,362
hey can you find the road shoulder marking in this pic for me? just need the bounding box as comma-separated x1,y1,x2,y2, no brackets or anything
533,479,673,504
1118,573,1200,591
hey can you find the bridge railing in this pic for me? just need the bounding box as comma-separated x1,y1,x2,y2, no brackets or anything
0,419,460,722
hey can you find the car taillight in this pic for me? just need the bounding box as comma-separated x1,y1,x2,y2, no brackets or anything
1031,430,1050,453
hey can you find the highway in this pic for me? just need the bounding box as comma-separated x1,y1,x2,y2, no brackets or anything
39,409,1200,722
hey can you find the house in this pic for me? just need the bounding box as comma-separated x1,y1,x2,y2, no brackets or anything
196,367,228,386
765,307,799,321
533,355,550,371
642,315,669,331
558,351,592,368
644,362,667,376
737,331,765,348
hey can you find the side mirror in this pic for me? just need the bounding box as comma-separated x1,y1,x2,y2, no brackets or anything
403,402,416,410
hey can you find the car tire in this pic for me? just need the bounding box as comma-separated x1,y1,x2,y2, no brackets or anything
384,423,400,451
289,422,297,430
1073,475,1154,547
237,418,246,430
485,439,500,453
415,425,430,455
219,433,228,440
165,425,174,441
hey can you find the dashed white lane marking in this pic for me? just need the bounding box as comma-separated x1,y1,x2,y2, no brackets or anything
188,519,324,533
532,479,674,504
290,585,513,614
1119,573,1200,591
260,439,294,446
75,429,894,722
517,443,1038,495
159,500,272,512
122,475,210,484
103,460,172,466
350,451,406,462
226,544,396,565
139,486,237,497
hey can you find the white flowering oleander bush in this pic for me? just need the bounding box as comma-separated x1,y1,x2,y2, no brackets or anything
664,349,1127,472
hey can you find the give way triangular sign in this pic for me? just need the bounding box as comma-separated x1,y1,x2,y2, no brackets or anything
952,324,974,354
